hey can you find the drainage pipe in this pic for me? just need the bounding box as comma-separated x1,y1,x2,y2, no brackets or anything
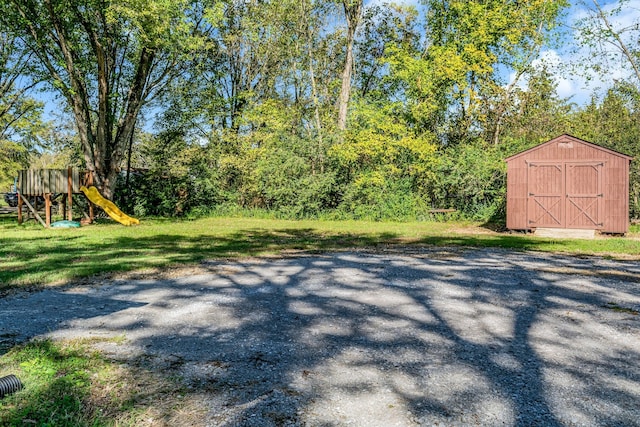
0,375,23,398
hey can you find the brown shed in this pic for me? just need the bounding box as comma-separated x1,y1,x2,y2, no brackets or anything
505,134,633,234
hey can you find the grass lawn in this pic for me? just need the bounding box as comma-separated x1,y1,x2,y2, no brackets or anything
0,339,194,426
1,213,639,292
1,213,639,425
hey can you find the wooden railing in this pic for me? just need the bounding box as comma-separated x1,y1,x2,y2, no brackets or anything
18,168,92,196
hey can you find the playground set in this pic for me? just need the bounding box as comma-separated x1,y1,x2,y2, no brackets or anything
14,167,138,227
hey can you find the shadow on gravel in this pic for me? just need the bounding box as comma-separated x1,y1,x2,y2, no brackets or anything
2,250,640,425
0,291,145,357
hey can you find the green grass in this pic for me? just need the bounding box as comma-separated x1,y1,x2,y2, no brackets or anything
0,340,105,426
1,214,639,292
602,302,640,315
0,339,191,426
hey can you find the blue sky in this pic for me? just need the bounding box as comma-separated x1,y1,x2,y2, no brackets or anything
537,0,640,104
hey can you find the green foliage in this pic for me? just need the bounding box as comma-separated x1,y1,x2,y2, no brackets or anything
574,0,640,86
500,66,575,145
429,139,508,221
329,100,439,220
118,131,222,217
0,0,214,198
0,31,51,188
8,0,640,224
355,3,420,101
216,100,338,218
336,175,431,220
569,83,640,217
388,0,568,141
254,147,338,218
0,141,28,191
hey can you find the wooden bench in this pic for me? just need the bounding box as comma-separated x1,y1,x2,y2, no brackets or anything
428,209,457,214
427,208,457,220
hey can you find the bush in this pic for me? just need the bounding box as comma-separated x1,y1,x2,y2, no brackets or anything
336,174,431,221
427,139,507,222
115,133,223,217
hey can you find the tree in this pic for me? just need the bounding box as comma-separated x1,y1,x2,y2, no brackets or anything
573,0,640,217
0,31,47,189
386,0,566,144
1,0,210,199
570,83,640,217
354,3,421,101
575,0,640,87
159,0,343,183
337,0,362,131
499,66,575,146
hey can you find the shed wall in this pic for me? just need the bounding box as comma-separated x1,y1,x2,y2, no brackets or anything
506,135,631,233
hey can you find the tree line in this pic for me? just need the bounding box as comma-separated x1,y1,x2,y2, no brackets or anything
1,0,639,221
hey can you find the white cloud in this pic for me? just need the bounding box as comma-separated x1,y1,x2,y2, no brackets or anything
570,0,640,28
368,0,640,105
556,77,577,99
508,1,640,105
534,50,584,101
561,0,640,100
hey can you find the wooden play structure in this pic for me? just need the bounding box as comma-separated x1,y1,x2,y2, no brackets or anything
16,167,95,227
16,167,139,227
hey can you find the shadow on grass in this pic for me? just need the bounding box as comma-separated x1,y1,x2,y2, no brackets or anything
0,341,92,424
0,228,398,291
1,222,637,291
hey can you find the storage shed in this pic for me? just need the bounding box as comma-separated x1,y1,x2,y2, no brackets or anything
505,134,633,234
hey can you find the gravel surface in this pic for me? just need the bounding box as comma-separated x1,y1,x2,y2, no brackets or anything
1,247,640,426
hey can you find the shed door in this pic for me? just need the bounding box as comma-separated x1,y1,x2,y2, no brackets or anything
565,162,603,229
527,162,603,229
527,163,564,228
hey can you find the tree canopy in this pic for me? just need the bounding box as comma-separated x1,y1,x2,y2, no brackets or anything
1,0,213,197
0,31,47,189
2,0,639,221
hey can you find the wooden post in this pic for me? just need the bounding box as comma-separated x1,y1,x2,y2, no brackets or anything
45,193,51,227
67,166,73,220
87,171,94,222
21,196,47,228
17,193,23,224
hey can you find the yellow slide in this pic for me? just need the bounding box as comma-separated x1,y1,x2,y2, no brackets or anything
80,186,140,226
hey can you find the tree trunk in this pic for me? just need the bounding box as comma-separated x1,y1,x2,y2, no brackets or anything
301,0,324,172
83,47,154,200
7,0,169,201
337,0,362,131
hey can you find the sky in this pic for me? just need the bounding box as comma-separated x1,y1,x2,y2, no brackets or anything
366,0,640,106
538,0,640,104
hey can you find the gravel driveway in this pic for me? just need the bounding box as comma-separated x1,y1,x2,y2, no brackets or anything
1,247,640,426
